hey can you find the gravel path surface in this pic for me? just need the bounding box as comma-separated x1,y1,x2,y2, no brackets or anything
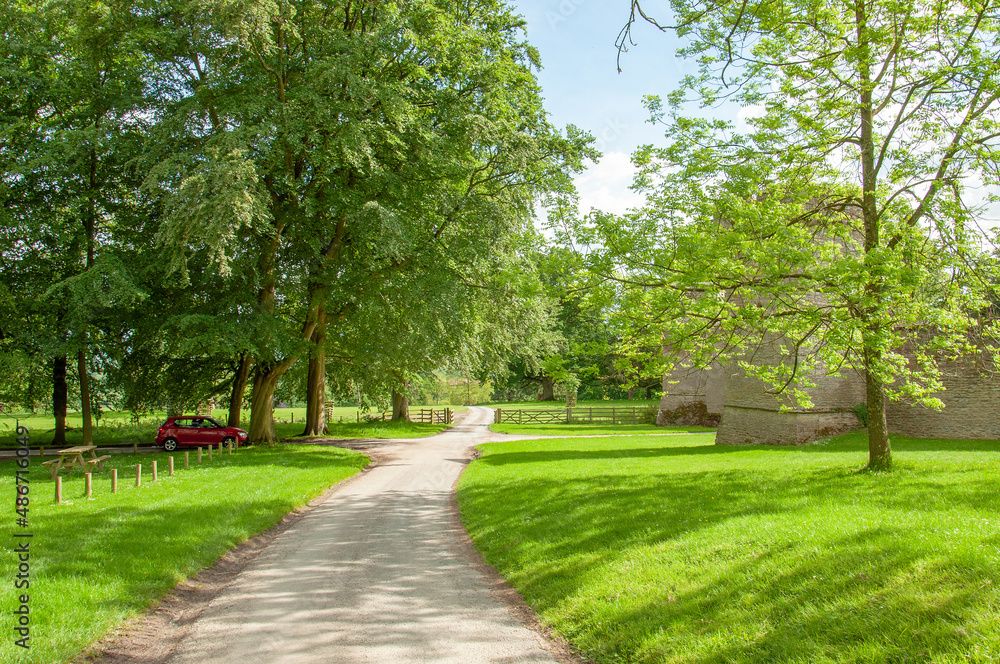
155,406,566,664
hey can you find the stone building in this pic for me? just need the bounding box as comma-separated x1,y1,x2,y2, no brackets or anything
659,342,1000,444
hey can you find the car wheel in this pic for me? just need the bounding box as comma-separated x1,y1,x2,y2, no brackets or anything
163,438,178,452
222,436,236,449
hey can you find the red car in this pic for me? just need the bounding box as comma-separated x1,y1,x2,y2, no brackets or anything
155,416,249,451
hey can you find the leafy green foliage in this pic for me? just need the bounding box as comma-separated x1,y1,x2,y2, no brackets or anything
573,0,1000,468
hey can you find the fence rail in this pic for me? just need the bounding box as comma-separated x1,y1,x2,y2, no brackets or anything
360,408,454,425
493,406,655,425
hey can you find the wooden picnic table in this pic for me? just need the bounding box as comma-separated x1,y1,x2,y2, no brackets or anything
42,446,111,480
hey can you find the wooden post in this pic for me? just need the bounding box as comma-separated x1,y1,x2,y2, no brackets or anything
111,469,118,494
567,407,572,424
291,412,294,423
632,407,636,424
208,445,213,461
169,456,175,476
184,451,189,469
228,442,232,456
613,407,616,425
85,472,92,499
133,442,138,455
198,447,203,463
55,477,62,504
40,446,45,457
136,464,141,487
217,442,222,456
152,460,158,481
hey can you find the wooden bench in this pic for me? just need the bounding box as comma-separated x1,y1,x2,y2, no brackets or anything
42,450,111,479
85,455,111,471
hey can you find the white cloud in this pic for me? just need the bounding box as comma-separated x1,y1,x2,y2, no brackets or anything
574,152,646,215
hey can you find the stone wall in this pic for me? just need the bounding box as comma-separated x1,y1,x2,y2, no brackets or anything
657,361,724,427
886,350,1000,439
658,340,1000,443
714,406,861,446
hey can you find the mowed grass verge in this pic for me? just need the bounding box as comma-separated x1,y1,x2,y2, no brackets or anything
457,431,1000,663
0,409,451,448
490,423,714,436
0,444,368,663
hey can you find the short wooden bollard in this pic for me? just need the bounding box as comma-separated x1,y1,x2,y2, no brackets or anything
217,442,222,456
133,442,138,455
111,469,118,494
169,456,174,476
84,472,92,499
136,464,142,488
55,477,62,504
208,446,213,461
227,442,232,456
197,447,202,464
40,445,45,457
184,451,189,469
152,460,158,481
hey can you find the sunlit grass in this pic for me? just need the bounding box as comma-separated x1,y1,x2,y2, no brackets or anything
0,444,368,663
458,431,1000,663
490,423,713,436
0,406,454,448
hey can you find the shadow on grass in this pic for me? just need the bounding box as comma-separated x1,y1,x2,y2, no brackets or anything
459,444,1000,663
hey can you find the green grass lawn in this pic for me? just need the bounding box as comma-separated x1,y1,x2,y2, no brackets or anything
490,423,714,436
457,431,1000,664
281,418,450,440
0,444,368,663
0,406,455,448
485,398,660,411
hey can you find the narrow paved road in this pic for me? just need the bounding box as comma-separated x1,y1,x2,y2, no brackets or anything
165,406,563,664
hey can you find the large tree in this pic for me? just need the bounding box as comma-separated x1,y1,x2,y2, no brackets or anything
1,0,150,441
587,0,1000,469
146,0,588,443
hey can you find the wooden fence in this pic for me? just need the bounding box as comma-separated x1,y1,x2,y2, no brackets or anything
493,406,655,425
363,408,453,424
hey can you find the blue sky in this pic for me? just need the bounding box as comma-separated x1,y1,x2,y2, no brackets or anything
508,1,706,214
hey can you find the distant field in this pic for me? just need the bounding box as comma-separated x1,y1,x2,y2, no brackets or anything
0,404,461,448
484,399,660,411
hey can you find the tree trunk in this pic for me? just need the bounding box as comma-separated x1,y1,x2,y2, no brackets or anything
302,304,327,435
247,367,282,445
646,385,653,399
53,354,68,446
627,386,634,400
539,375,555,401
228,353,252,427
392,387,409,421
855,6,890,471
77,349,93,445
864,354,891,471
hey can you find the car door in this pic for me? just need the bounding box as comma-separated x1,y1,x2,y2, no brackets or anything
196,418,226,446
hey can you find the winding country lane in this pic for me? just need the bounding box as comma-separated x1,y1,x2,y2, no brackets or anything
161,406,565,664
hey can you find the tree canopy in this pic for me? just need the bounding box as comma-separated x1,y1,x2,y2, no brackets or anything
572,0,1000,469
